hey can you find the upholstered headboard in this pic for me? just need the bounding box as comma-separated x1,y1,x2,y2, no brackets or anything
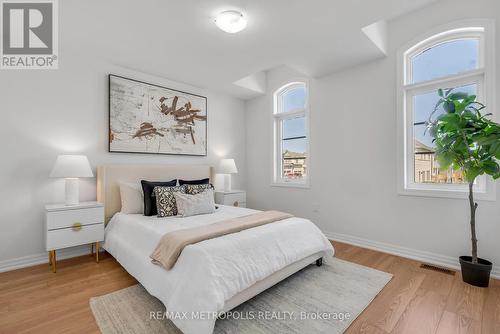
97,164,213,223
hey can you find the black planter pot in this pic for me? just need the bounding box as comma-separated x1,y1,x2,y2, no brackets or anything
459,256,492,287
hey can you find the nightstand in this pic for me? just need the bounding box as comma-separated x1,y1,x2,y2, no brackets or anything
44,201,104,273
214,190,246,208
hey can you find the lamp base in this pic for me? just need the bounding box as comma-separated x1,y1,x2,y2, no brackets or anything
223,174,232,192
65,178,79,206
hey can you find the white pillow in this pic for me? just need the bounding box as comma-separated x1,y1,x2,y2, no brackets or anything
119,182,144,214
174,188,215,217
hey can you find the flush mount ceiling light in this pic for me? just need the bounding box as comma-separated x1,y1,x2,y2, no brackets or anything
214,10,247,33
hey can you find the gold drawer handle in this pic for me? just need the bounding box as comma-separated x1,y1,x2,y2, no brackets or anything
72,222,82,231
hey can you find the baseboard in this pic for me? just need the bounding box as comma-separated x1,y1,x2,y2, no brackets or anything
0,245,93,273
324,230,500,280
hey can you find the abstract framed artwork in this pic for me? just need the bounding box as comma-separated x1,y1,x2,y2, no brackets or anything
108,75,207,156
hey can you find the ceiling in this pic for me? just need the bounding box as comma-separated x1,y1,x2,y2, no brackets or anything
67,0,439,99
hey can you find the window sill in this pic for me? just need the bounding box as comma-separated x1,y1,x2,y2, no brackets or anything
398,187,496,201
271,182,310,189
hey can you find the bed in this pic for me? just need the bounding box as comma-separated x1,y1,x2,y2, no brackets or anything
97,164,334,334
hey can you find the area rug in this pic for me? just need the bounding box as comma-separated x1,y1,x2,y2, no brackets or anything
90,258,392,334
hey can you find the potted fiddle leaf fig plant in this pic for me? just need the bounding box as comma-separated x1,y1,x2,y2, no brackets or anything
427,88,500,287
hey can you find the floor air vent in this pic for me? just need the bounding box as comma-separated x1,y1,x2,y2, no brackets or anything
420,263,456,275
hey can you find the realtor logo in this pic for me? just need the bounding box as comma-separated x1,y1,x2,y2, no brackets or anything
1,0,58,69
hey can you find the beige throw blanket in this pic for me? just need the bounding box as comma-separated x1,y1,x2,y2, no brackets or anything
150,210,293,270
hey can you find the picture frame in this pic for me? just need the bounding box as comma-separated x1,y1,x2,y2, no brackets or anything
108,74,208,156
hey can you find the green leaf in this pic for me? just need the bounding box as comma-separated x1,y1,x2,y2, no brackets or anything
454,100,467,113
438,113,461,131
443,101,455,113
437,113,459,122
491,141,500,159
482,160,500,176
466,95,477,102
476,135,498,146
448,92,469,100
465,166,483,182
435,152,454,170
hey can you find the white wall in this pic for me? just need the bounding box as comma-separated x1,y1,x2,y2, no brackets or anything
246,0,500,270
0,7,246,264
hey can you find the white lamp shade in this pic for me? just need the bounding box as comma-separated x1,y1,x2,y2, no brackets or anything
218,158,238,174
50,155,93,178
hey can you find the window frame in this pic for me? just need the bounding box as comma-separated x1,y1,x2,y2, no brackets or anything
397,20,497,200
272,82,310,188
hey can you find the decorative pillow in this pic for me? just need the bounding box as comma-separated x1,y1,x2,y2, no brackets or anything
185,183,214,195
141,180,177,216
119,182,143,214
179,178,210,185
154,185,186,217
174,189,216,217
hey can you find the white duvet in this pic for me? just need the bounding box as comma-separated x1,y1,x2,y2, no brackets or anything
104,205,334,334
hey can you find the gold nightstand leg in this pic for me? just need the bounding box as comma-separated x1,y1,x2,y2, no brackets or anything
95,241,100,263
49,250,56,273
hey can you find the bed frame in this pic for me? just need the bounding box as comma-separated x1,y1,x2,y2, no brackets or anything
96,164,323,314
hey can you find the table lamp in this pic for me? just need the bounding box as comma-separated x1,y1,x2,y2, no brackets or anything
50,155,93,205
218,158,238,192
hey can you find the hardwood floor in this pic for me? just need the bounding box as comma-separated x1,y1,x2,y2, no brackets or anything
336,242,500,334
0,242,498,334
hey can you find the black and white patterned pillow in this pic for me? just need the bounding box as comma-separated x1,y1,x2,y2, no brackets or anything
154,185,185,217
185,183,214,195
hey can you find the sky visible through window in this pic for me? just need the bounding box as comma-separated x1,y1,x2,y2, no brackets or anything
283,117,305,138
283,87,306,112
412,39,479,148
411,39,478,83
282,87,306,153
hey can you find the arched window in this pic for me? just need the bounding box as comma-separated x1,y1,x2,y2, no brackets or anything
273,82,309,186
398,21,496,199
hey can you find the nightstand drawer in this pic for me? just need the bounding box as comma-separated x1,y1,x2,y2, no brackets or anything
46,223,104,250
221,193,246,207
46,207,103,230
